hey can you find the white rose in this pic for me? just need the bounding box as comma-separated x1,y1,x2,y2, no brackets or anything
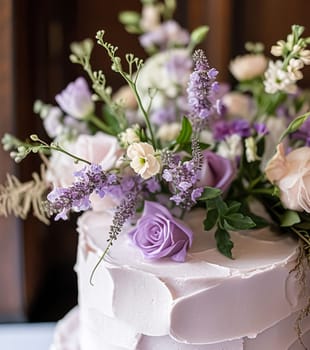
127,142,161,179
229,54,268,81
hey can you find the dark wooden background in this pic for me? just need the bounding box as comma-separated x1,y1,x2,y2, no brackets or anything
1,0,310,322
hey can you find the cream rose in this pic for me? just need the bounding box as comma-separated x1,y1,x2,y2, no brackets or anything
127,142,161,179
265,143,310,212
229,54,268,81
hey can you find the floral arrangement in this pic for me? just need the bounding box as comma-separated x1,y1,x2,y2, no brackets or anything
1,0,310,271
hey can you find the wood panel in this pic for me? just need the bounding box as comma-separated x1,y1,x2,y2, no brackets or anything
0,0,25,321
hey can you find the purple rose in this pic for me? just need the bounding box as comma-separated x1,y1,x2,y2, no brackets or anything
129,201,193,262
198,150,236,192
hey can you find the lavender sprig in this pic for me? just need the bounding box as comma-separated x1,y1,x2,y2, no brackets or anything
46,164,117,220
162,137,203,210
187,49,220,131
89,187,139,285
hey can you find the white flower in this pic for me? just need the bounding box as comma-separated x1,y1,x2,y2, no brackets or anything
156,122,181,142
271,40,286,57
217,134,243,161
300,49,310,65
229,54,268,81
112,85,137,110
287,58,304,81
136,48,192,111
120,126,140,146
140,4,160,32
43,106,63,138
245,137,259,162
264,60,297,94
127,142,161,179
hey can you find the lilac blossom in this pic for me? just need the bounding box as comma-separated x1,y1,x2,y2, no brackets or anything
55,77,94,119
47,164,117,220
254,122,269,136
213,119,251,141
187,50,221,130
150,104,177,125
128,201,193,262
162,139,203,209
139,20,190,50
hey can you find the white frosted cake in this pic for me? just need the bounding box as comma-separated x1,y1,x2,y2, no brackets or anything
50,209,310,350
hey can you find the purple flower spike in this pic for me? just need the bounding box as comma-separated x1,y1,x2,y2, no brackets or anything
129,201,193,262
187,49,220,130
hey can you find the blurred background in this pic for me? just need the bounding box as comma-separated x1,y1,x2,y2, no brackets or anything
1,0,310,323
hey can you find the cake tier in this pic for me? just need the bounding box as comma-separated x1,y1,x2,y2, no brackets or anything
51,306,310,350
51,208,310,349
71,209,310,349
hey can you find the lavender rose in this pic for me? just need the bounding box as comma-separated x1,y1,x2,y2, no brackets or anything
198,150,236,192
129,201,193,262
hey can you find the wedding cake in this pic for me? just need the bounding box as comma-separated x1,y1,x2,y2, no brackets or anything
49,209,310,350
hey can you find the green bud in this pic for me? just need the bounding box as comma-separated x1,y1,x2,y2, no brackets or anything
30,134,39,141
118,11,140,26
190,26,209,46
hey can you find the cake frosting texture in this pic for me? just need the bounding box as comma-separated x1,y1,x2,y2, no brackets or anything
50,208,310,349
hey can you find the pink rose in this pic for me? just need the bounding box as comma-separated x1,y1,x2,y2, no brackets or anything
198,150,236,193
265,143,310,212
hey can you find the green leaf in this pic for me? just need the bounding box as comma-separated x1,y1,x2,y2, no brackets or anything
215,228,234,259
102,106,123,135
279,112,310,142
203,209,219,231
225,201,242,215
190,25,209,46
222,213,256,231
280,210,301,227
176,117,192,145
199,186,222,201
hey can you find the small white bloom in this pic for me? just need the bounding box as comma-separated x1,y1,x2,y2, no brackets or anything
119,126,140,146
217,134,243,161
287,58,304,81
299,49,310,65
127,142,161,179
229,54,268,81
245,137,260,162
156,122,181,143
270,40,286,57
264,60,297,94
140,4,160,32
